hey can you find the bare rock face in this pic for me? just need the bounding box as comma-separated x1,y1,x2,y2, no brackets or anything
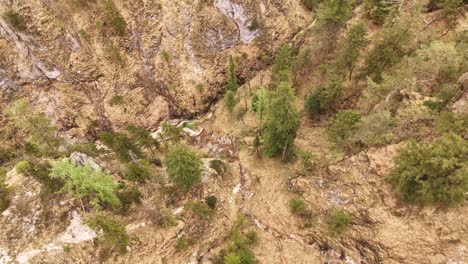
0,0,311,134
69,152,101,171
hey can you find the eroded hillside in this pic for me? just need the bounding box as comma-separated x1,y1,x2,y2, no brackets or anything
0,0,467,264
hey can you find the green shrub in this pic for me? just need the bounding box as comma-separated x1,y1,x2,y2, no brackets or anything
209,159,226,176
116,186,142,213
327,209,351,235
16,160,64,195
388,133,468,206
164,144,202,192
0,168,11,212
316,0,350,28
289,198,306,215
363,0,398,25
0,148,15,166
352,110,395,147
305,79,343,119
160,208,177,228
161,122,182,144
49,159,120,209
102,0,126,36
361,20,411,81
270,44,294,87
213,214,258,264
3,10,27,31
175,237,189,252
124,160,150,183
206,195,217,209
98,132,141,162
109,95,124,106
186,201,213,219
326,110,362,149
127,124,160,154
87,214,129,257
434,111,466,136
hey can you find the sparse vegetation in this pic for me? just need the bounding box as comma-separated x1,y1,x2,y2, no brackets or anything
289,198,312,218
186,200,213,219
102,0,126,36
4,99,61,155
3,10,27,31
123,160,150,183
87,214,130,258
326,110,362,150
327,209,351,235
0,168,11,212
98,132,142,162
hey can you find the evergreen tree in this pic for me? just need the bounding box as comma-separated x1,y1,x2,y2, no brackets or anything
361,20,411,81
127,124,159,154
251,87,268,130
326,110,362,150
388,133,468,206
316,0,350,28
364,0,399,25
225,90,237,113
270,44,294,87
263,82,300,160
335,22,368,80
98,132,141,162
164,144,202,192
226,55,239,91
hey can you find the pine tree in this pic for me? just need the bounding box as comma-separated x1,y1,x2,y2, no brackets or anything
270,44,294,87
164,144,202,192
316,0,350,29
251,87,268,131
127,124,160,155
361,20,411,81
225,90,237,113
226,55,239,91
263,82,300,160
335,22,368,80
388,133,468,206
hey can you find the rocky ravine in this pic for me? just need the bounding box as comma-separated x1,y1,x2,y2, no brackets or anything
0,0,311,135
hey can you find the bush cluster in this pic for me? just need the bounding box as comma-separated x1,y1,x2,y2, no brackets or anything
388,133,467,206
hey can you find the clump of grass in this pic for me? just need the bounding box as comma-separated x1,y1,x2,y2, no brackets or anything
107,42,125,65
109,94,124,106
175,237,189,251
327,209,351,235
87,214,130,260
186,200,213,219
3,10,27,31
102,0,126,36
289,197,313,218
